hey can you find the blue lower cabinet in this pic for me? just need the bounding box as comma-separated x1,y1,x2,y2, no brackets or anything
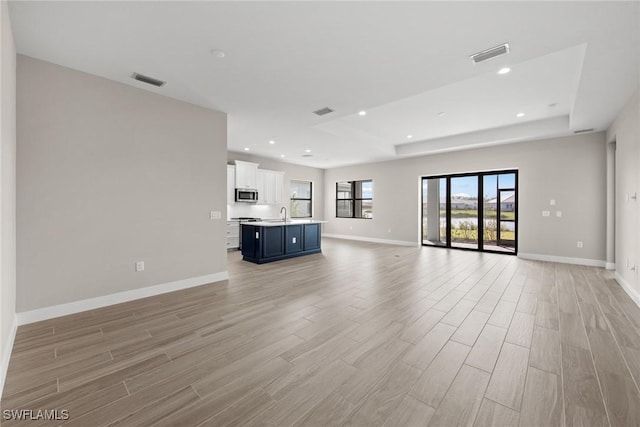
304,223,320,251
241,223,322,264
241,225,258,258
285,225,303,254
262,226,285,258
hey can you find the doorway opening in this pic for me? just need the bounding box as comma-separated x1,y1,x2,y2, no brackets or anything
421,170,518,254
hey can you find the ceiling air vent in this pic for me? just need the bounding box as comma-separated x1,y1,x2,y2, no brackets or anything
574,128,595,134
302,154,314,158
470,43,510,64
313,107,334,116
131,72,166,87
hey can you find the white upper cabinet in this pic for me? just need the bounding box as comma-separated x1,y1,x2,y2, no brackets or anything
257,169,285,205
257,170,267,204
274,171,284,205
227,165,235,204
234,160,259,189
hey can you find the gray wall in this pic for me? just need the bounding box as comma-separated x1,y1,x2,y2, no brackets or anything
227,151,325,220
324,132,607,263
607,90,639,296
1,0,17,389
17,55,228,312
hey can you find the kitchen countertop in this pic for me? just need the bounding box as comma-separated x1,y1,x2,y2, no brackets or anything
243,219,328,227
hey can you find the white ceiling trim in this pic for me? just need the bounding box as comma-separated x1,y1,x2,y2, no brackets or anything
395,116,571,157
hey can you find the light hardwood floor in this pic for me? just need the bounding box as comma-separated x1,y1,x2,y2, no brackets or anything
2,238,640,426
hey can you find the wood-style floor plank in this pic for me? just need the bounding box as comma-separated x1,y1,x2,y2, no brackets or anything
1,239,637,427
474,398,520,427
429,364,490,427
519,366,563,427
465,324,508,373
484,342,530,410
409,340,471,407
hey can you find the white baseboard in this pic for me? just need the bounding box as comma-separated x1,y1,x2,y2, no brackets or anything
614,272,640,308
518,252,606,268
16,271,228,325
323,233,418,247
0,314,18,399
606,262,616,270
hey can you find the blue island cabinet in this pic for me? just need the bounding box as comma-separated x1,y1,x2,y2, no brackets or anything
241,223,322,264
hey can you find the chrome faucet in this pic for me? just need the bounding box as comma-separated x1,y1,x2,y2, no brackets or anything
280,206,287,223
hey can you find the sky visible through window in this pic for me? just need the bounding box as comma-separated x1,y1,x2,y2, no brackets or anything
361,181,373,199
421,173,515,200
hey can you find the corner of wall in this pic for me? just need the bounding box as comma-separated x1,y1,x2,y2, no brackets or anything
0,0,18,401
615,272,640,308
0,315,17,398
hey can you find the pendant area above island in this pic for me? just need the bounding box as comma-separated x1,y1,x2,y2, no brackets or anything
241,220,327,264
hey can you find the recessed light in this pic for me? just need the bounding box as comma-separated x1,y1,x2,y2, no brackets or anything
437,112,446,117
305,149,311,153
516,112,525,118
358,110,367,116
407,135,413,139
268,140,275,145
211,49,225,58
244,147,250,151
280,154,285,158
498,67,511,75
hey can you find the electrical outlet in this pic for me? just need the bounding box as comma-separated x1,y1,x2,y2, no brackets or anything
388,228,392,233
210,211,221,220
292,237,296,244
577,241,583,248
542,211,550,217
135,261,145,272
556,211,562,217
550,199,556,206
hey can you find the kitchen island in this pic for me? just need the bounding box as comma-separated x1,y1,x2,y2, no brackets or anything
241,220,326,264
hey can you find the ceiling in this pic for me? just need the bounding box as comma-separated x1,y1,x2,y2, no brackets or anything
8,1,640,169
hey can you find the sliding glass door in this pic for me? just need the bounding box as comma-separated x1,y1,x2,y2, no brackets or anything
450,176,479,250
421,170,518,254
422,177,447,246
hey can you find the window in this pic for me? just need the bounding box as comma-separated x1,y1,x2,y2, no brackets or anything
336,180,373,219
290,180,312,218
421,169,517,255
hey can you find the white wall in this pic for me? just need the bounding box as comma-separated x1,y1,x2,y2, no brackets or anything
17,55,228,313
0,0,17,395
227,151,325,220
324,132,607,264
607,89,640,303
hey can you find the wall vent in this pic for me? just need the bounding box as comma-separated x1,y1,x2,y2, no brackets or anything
470,43,510,64
574,128,595,134
313,107,334,116
131,72,166,87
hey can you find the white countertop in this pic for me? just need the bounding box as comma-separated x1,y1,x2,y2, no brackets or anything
243,219,328,227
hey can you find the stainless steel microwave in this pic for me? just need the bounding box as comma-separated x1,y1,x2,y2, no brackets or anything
235,188,258,203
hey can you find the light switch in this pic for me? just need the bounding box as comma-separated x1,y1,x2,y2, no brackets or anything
556,211,562,217
542,211,550,217
550,199,556,206
135,261,144,272
210,211,222,220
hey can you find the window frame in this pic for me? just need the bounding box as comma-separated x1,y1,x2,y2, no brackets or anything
420,169,518,255
290,180,313,218
336,180,373,219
